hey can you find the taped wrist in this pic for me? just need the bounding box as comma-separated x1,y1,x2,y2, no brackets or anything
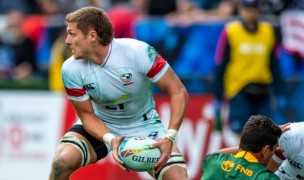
165,129,178,143
103,133,116,146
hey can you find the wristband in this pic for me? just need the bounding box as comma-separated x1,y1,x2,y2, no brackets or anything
103,133,116,146
165,129,178,143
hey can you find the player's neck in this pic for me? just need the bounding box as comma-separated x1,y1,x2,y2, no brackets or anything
90,43,111,65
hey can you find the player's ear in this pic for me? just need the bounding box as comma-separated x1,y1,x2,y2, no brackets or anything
262,145,270,153
261,145,272,159
88,30,97,42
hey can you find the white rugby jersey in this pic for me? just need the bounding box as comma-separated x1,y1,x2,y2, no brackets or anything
273,122,304,179
62,38,169,125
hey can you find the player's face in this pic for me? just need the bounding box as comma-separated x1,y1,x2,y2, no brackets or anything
65,22,90,59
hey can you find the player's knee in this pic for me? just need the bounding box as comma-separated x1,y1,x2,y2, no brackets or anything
161,166,187,180
51,153,80,174
59,135,91,166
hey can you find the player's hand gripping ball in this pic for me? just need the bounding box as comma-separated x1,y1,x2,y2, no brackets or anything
118,137,161,171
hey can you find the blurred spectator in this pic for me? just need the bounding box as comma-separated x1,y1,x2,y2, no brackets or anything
0,10,37,80
259,0,290,15
166,0,236,26
48,30,72,91
193,0,222,10
279,0,304,79
73,0,110,10
33,0,68,77
0,0,40,14
212,0,287,145
147,0,176,16
107,0,148,38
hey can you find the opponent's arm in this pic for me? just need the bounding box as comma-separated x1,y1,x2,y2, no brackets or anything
216,146,239,154
152,67,189,173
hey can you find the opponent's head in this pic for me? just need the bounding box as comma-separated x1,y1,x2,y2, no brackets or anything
65,7,113,46
239,115,282,166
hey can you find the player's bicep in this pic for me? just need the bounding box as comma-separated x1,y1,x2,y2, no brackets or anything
155,67,185,94
70,99,95,121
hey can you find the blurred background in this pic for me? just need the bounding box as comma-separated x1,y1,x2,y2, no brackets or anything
0,0,303,179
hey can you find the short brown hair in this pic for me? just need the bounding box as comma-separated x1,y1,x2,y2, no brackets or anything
239,115,282,153
65,6,113,45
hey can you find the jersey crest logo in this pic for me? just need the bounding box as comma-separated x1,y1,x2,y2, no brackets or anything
221,160,234,172
120,73,134,86
148,131,159,140
84,83,95,90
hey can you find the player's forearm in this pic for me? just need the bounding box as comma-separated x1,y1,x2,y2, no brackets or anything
82,116,111,141
168,87,189,130
72,99,111,141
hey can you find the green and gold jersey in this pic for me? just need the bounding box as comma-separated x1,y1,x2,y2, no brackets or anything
202,151,279,180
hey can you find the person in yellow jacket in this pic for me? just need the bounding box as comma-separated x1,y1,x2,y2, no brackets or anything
48,30,72,91
212,0,287,140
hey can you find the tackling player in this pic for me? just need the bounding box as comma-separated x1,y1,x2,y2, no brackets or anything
202,115,282,179
267,122,304,180
48,7,189,180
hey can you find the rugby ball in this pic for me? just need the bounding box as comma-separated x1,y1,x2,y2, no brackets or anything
118,137,161,171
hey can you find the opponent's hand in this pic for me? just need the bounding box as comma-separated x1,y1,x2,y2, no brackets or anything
150,137,173,174
275,146,285,154
279,122,291,133
111,135,129,171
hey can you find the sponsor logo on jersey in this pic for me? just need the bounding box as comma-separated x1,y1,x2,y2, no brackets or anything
148,131,159,140
290,160,303,169
84,83,95,90
221,161,253,176
234,164,253,176
120,73,134,85
221,160,234,172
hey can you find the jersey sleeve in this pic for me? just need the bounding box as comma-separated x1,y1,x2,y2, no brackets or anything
272,127,293,164
136,42,169,82
61,59,90,102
